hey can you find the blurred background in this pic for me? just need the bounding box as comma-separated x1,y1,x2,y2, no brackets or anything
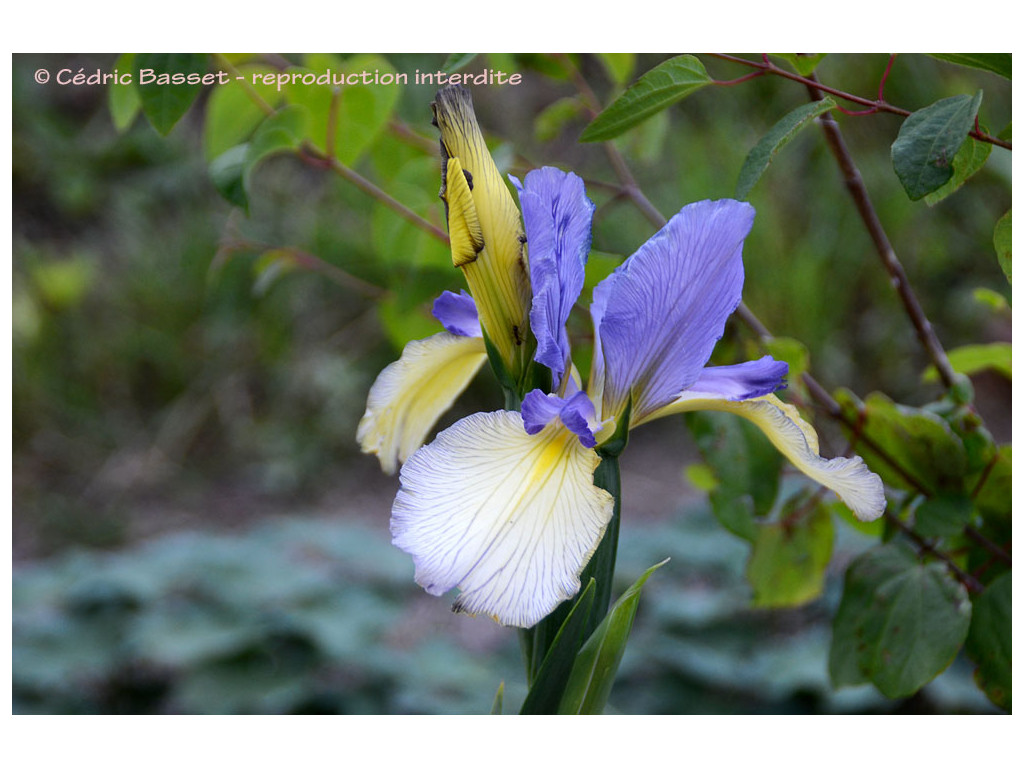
12,53,1010,714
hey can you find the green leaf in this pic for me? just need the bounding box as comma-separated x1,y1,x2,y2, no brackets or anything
746,495,834,608
558,560,668,714
912,494,973,538
834,389,968,495
892,92,983,200
994,209,1011,284
736,98,837,200
207,106,306,210
686,411,785,542
203,65,283,162
923,133,992,205
964,572,1011,710
973,287,1009,314
107,53,140,132
770,53,829,76
136,53,209,135
490,681,504,714
927,53,1011,80
519,579,595,714
580,55,710,142
923,342,1011,382
596,52,635,86
534,97,585,142
442,53,478,72
830,542,972,698
208,144,250,210
763,336,810,382
971,445,1011,523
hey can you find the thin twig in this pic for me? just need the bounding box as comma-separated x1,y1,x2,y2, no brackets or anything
299,144,450,246
706,53,1011,150
804,76,959,390
885,511,986,593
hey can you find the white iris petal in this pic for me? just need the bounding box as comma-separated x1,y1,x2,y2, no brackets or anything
357,332,487,474
391,410,614,628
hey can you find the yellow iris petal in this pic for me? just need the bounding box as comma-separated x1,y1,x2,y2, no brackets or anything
357,332,487,474
650,393,886,521
433,85,531,380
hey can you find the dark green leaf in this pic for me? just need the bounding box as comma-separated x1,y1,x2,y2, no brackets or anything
830,542,972,698
136,53,209,135
490,682,504,714
965,572,1011,710
927,53,1011,80
209,144,250,210
519,579,595,714
971,445,1011,523
892,92,983,200
771,54,828,76
923,132,992,205
994,209,1011,284
580,55,710,142
558,560,668,714
107,53,139,132
922,342,1011,382
746,495,834,608
736,98,836,200
686,411,785,541
442,53,478,72
912,494,973,538
834,389,968,495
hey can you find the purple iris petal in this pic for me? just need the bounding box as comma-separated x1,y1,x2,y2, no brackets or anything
591,199,756,423
521,389,598,448
691,356,788,400
432,289,481,338
512,168,594,387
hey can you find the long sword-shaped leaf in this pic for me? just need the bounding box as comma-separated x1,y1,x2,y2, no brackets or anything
519,579,596,714
557,560,668,714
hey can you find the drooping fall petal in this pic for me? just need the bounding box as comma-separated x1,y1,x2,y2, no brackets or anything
391,410,614,628
358,332,487,474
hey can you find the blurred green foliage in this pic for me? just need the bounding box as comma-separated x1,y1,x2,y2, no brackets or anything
12,53,1011,713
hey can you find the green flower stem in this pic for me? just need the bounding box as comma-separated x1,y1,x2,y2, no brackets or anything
519,452,622,686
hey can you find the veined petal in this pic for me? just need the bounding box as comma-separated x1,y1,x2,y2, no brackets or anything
658,392,885,521
391,411,614,628
512,167,594,386
433,86,531,377
357,332,487,474
433,289,481,338
590,199,756,427
687,356,789,402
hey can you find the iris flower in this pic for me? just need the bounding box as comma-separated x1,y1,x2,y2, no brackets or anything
359,88,885,629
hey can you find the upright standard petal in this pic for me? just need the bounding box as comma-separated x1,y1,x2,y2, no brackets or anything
391,411,614,628
658,392,886,522
357,332,487,474
590,199,756,428
512,167,595,387
433,86,532,380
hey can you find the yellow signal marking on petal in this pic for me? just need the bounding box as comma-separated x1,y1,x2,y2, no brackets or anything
391,411,613,628
443,156,484,267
